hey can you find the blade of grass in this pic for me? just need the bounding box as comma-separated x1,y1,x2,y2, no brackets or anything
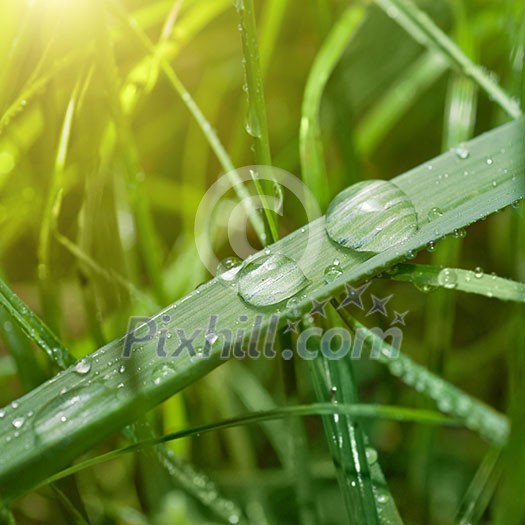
235,0,279,244
300,5,365,210
373,0,521,120
0,117,522,499
43,402,456,486
390,263,525,302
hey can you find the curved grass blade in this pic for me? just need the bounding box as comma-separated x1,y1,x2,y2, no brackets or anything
373,0,521,119
300,6,365,209
391,263,525,302
42,402,455,486
0,118,522,499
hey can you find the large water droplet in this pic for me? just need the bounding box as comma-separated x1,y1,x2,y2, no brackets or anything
12,417,25,429
325,180,418,253
237,253,308,307
324,263,343,283
34,384,108,443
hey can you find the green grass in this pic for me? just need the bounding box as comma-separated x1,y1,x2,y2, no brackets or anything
0,0,524,524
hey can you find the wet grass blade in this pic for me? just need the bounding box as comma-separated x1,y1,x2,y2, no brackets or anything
391,263,525,302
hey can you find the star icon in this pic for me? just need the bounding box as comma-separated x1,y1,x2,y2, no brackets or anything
309,298,330,318
337,282,371,310
366,294,393,317
284,319,300,334
391,310,408,326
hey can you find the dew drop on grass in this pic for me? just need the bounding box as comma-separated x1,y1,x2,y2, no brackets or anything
73,358,91,375
324,264,343,283
237,253,308,307
426,241,436,253
427,207,443,222
474,267,484,278
12,417,25,429
325,180,418,253
217,257,242,284
365,447,378,465
34,384,108,443
152,362,177,385
438,269,458,289
453,145,470,159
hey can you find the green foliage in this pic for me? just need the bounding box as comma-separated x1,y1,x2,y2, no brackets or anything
0,0,523,524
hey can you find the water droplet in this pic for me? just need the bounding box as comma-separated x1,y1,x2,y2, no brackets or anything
485,157,493,165
217,257,242,284
453,145,470,159
34,384,108,444
427,207,443,222
118,365,126,374
205,332,219,345
12,417,25,429
152,362,177,385
238,253,308,307
0,409,5,418
404,249,416,260
365,447,378,465
452,228,466,239
325,180,418,252
426,241,436,253
438,268,458,289
492,180,497,187
324,264,343,283
474,267,484,278
73,358,91,375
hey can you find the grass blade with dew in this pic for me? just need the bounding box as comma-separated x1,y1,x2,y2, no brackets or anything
0,117,523,499
390,263,525,302
300,5,365,210
235,0,279,244
373,0,521,120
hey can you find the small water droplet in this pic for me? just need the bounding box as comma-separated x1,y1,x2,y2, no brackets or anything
404,249,416,260
474,267,484,278
0,409,5,418
12,417,25,429
485,157,493,165
238,253,308,307
325,180,418,253
217,257,242,284
427,207,443,222
152,362,177,385
73,358,91,375
438,268,458,289
426,241,436,253
118,365,126,374
492,180,497,187
324,264,343,283
205,332,219,345
453,145,470,159
365,447,378,465
452,228,466,239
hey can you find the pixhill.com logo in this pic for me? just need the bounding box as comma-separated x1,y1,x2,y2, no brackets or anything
121,282,407,362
